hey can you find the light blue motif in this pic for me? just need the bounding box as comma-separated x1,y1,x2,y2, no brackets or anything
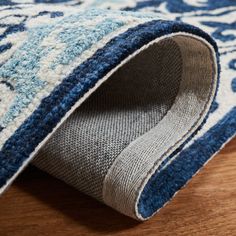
51,17,125,68
0,24,54,127
0,9,130,129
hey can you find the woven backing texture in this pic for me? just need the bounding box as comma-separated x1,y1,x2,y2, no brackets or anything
34,38,182,200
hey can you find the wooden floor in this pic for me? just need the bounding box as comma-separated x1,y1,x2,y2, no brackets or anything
0,138,236,236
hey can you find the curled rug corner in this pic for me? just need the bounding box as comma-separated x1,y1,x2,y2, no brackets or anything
0,2,233,221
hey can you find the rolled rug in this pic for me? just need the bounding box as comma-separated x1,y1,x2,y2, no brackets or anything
0,1,235,221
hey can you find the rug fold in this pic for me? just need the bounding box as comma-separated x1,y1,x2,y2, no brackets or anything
1,1,233,221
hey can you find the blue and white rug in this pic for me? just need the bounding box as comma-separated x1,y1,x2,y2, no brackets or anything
0,0,235,220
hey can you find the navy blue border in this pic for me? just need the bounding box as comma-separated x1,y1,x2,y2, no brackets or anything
138,107,236,218
0,20,218,192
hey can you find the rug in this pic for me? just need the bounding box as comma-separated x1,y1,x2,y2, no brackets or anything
0,0,235,221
